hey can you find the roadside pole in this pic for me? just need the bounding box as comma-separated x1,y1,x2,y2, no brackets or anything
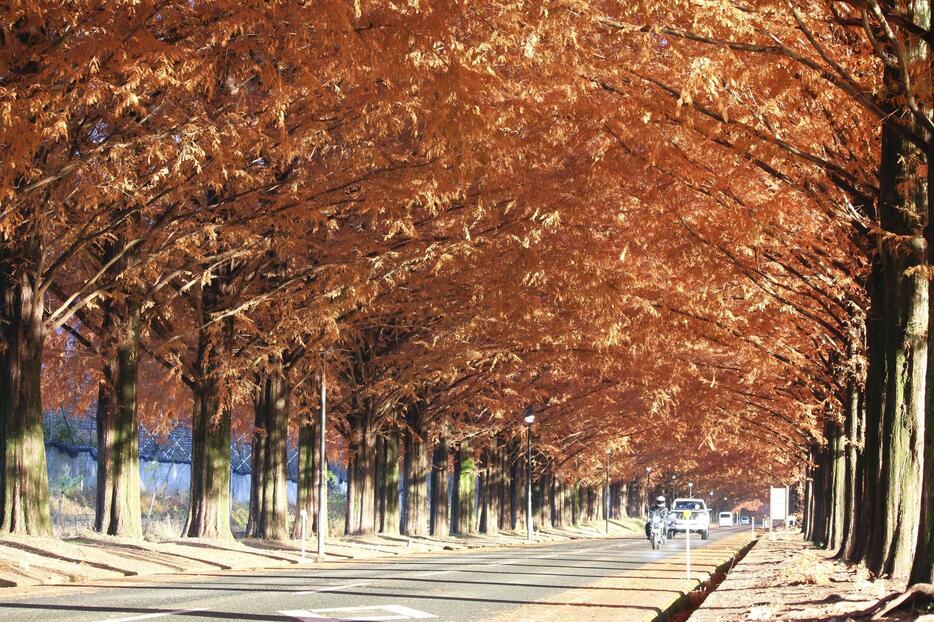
686,528,691,580
317,364,327,558
300,509,307,561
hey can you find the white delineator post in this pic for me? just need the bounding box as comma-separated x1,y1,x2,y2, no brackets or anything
686,527,692,580
300,509,307,561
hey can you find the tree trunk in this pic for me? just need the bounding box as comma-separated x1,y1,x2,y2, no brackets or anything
183,281,234,540
498,442,510,530
430,434,449,537
485,446,500,534
248,370,290,540
478,449,489,534
378,429,401,534
0,235,52,535
911,0,934,587
868,113,928,578
402,404,429,536
452,442,474,534
246,381,266,538
184,376,232,538
292,416,319,539
94,297,143,538
538,471,550,528
346,401,377,535
841,363,864,561
826,420,846,552
509,440,521,530
851,263,887,564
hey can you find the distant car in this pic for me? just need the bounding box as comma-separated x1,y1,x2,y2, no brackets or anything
718,511,733,527
667,498,710,540
740,516,751,525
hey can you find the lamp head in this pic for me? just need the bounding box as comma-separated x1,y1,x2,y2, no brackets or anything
524,413,535,425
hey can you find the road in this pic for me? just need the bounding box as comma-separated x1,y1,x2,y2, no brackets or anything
0,527,743,622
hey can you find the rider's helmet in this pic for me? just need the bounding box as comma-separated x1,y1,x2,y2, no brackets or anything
655,495,667,508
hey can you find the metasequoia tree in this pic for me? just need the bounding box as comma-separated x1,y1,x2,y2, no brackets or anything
11,3,932,590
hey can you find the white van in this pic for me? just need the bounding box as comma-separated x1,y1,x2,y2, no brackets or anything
718,511,733,527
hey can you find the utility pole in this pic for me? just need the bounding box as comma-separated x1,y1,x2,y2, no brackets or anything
317,362,327,558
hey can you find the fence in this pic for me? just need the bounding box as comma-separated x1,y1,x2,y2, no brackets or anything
43,409,329,487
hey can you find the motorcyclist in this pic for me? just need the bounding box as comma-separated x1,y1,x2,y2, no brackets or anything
645,495,668,540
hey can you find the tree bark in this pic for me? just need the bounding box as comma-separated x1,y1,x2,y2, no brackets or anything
94,296,143,538
484,445,500,534
841,356,864,561
378,429,401,534
538,471,551,528
452,441,474,535
402,404,429,536
346,400,377,535
183,279,234,540
851,263,887,564
868,112,928,578
429,434,449,537
0,234,52,535
826,420,846,552
248,369,290,540
911,0,934,587
497,441,510,530
292,416,319,539
184,376,232,538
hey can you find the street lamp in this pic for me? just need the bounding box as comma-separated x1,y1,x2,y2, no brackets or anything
524,408,535,543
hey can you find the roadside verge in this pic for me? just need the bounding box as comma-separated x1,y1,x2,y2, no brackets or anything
485,530,756,622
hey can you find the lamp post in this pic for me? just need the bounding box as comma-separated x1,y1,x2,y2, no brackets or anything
605,449,611,535
524,408,535,543
688,482,694,498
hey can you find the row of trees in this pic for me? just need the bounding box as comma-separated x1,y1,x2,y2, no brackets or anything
0,0,930,586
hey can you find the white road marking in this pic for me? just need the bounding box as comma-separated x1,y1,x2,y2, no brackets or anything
411,569,456,577
382,604,437,619
280,604,436,621
294,580,372,595
94,609,208,622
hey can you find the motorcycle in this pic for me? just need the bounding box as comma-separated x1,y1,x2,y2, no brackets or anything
649,512,667,549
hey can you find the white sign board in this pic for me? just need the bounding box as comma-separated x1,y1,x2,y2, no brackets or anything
769,486,789,522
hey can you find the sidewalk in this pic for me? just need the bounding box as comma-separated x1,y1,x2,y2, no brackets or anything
689,531,909,622
487,530,756,622
0,517,645,589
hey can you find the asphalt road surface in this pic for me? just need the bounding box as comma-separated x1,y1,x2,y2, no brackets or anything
0,527,742,622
